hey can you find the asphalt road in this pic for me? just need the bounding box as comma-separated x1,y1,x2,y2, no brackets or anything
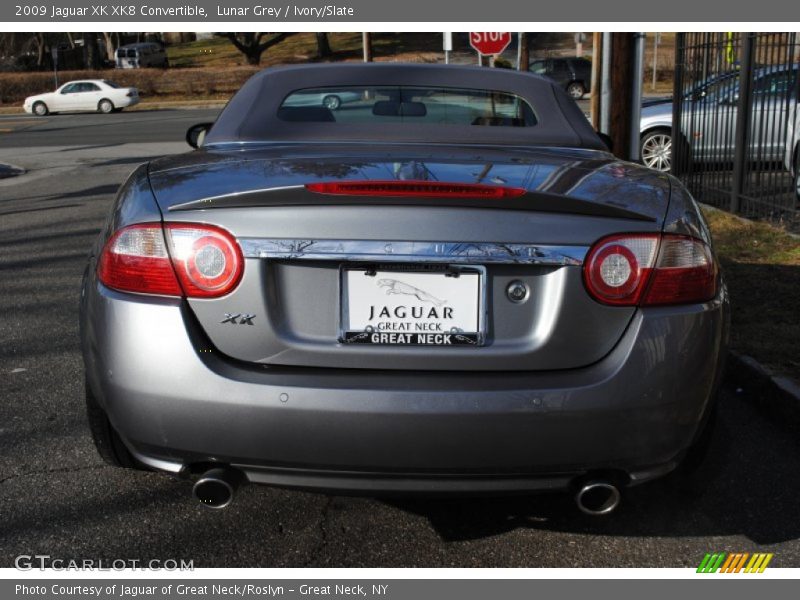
0,109,220,148
1,110,799,568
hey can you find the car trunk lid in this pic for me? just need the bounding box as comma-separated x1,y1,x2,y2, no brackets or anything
148,145,670,371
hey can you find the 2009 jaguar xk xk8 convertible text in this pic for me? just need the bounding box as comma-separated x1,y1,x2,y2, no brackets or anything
80,64,729,514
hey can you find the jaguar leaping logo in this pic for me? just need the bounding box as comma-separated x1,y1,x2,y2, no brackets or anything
376,279,447,307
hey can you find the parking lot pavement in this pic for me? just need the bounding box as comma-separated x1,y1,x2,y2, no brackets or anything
1,109,799,568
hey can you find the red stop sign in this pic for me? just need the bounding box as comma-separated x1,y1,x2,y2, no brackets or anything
469,32,512,56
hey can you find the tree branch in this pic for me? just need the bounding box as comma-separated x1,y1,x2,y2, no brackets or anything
257,33,296,53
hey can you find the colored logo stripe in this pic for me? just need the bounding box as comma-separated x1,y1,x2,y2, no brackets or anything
745,553,773,573
697,552,773,573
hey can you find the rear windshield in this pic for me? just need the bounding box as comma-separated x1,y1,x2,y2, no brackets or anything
102,80,120,88
278,86,537,127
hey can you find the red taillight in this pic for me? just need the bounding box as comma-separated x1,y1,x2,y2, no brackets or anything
643,236,717,305
97,224,182,296
97,223,243,298
306,181,526,199
165,224,244,297
583,233,717,306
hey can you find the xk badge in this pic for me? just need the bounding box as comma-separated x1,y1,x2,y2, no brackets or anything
221,313,256,325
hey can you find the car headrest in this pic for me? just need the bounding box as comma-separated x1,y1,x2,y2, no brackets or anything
400,101,427,117
372,101,428,117
277,107,336,122
372,100,401,116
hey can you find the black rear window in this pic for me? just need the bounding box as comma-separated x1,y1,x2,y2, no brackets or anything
278,86,537,127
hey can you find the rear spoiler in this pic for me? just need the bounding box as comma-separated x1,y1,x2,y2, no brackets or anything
169,183,657,222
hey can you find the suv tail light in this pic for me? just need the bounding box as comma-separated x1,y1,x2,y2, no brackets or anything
97,223,243,298
583,233,717,306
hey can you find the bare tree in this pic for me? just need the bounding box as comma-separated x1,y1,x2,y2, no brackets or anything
221,32,298,65
315,33,332,58
0,33,27,70
31,33,46,67
101,33,118,64
83,33,103,69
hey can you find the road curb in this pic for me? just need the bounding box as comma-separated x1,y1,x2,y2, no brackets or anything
728,351,800,428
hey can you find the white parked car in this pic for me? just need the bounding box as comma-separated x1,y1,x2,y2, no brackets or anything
281,88,362,110
23,80,139,116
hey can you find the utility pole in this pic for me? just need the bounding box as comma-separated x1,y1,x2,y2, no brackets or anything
362,33,372,62
52,46,59,88
575,32,585,57
518,32,529,71
590,32,602,130
600,32,612,135
608,33,636,160
630,33,646,162
652,32,660,90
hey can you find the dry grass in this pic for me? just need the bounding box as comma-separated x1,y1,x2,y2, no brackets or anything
704,207,800,379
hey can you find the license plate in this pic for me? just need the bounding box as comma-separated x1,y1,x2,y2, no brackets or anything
341,268,483,346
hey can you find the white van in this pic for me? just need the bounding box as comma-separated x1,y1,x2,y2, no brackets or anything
115,43,168,69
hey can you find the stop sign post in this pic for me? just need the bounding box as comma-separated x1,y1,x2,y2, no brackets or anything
470,32,512,63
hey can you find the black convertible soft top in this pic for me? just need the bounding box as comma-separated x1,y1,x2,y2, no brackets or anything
204,63,607,150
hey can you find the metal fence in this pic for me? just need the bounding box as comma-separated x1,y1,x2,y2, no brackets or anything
672,32,800,231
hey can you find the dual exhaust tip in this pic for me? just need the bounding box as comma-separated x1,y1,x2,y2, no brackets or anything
574,480,621,516
192,467,245,509
192,467,621,515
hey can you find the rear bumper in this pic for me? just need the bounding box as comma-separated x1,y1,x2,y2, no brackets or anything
81,281,728,493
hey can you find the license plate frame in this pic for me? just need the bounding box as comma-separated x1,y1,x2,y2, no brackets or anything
339,264,486,346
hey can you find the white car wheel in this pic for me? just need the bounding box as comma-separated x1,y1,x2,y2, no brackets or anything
566,82,585,100
640,130,673,172
98,99,115,114
32,101,48,116
322,95,341,110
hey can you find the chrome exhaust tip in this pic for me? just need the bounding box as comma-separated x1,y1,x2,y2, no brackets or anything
575,481,621,516
192,467,245,509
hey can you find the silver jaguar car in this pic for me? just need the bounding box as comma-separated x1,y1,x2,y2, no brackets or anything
80,64,729,514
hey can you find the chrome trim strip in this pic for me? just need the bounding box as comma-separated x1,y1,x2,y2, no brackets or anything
239,239,587,265
168,185,305,210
